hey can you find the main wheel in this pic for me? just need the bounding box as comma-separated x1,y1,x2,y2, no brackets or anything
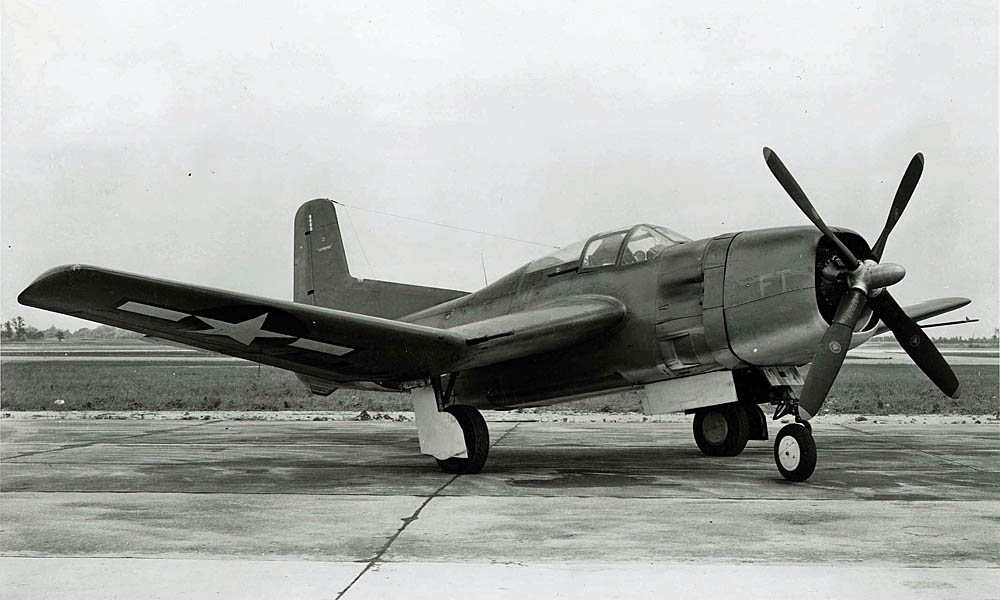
435,405,490,474
774,423,817,482
747,403,769,441
693,404,750,457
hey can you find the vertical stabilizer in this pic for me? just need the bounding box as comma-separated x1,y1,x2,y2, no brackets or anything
293,198,468,319
294,199,352,305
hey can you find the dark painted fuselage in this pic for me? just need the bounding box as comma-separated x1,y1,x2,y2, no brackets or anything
401,225,872,410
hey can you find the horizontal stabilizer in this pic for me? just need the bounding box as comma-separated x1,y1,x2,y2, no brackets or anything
294,198,468,318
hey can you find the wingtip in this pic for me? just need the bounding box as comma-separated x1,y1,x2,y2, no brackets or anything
934,296,973,312
18,264,97,309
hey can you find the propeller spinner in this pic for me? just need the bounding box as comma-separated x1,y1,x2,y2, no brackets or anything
762,148,960,421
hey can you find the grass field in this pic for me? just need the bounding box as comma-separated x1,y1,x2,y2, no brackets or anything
1,362,996,415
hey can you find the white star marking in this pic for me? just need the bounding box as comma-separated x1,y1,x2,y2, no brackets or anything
117,301,189,322
192,313,293,345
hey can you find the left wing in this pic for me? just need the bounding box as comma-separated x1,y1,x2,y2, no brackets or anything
19,265,626,386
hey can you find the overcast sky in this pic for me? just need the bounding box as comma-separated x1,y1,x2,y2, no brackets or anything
2,1,997,338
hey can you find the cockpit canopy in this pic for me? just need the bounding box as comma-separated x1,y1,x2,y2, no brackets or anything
525,225,691,274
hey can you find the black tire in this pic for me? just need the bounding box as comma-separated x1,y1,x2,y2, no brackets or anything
774,423,817,482
435,405,490,474
747,403,769,441
693,404,750,457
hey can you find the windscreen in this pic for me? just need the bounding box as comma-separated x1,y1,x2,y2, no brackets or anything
524,239,587,273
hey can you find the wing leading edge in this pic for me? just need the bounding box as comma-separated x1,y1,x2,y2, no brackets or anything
19,265,626,387
870,297,972,336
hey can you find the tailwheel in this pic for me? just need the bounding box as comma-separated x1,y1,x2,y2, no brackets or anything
693,404,750,457
436,405,490,474
774,423,817,482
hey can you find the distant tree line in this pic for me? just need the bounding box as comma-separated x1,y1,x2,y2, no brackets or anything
873,328,999,345
1,316,142,342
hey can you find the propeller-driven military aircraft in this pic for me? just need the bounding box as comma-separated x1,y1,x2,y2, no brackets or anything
19,148,969,481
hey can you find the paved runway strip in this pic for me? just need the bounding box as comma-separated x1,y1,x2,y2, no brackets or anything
1,418,997,598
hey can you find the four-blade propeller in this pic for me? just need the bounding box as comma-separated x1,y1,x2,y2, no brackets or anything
763,147,960,421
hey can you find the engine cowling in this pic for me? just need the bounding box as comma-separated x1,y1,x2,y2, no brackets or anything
720,226,872,366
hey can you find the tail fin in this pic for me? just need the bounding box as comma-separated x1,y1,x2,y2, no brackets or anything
293,199,468,319
294,199,351,304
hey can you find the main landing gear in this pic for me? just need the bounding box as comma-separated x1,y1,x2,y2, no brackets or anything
412,375,490,475
693,402,817,482
693,404,750,456
436,404,490,474
692,403,767,457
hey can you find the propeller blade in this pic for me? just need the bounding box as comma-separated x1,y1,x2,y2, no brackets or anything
798,289,868,420
867,290,960,398
871,153,924,261
763,147,860,270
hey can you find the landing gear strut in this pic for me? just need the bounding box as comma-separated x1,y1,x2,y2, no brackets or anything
693,404,750,457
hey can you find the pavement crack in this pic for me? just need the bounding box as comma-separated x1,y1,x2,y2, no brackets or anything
336,423,520,599
2,420,217,461
490,422,520,447
335,475,457,599
835,423,992,473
